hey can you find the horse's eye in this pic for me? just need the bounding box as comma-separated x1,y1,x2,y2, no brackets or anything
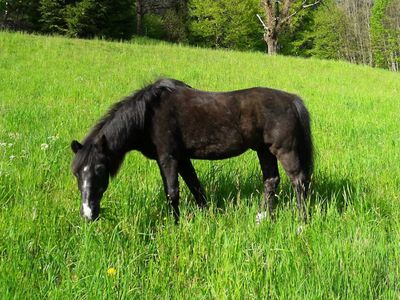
95,164,106,174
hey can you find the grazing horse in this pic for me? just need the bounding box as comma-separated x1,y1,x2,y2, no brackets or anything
71,78,313,223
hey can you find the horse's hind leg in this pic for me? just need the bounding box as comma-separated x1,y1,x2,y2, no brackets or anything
276,149,309,223
256,147,280,224
178,158,208,209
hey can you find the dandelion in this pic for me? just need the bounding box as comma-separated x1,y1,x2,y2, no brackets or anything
107,267,117,277
41,143,49,151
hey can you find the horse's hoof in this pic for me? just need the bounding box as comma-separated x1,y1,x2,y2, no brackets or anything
256,211,268,225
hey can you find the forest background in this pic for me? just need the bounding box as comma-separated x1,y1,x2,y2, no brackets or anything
1,0,399,72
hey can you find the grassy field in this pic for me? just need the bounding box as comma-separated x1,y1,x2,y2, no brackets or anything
0,31,400,299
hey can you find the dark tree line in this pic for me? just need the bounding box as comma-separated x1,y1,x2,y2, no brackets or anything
1,0,399,71
0,0,136,39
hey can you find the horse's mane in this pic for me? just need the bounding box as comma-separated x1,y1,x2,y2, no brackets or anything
83,78,190,145
73,78,190,177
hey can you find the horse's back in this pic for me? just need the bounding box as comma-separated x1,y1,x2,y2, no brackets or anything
153,86,300,159
168,88,248,159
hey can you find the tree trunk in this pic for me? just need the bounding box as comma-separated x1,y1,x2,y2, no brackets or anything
136,0,143,35
267,38,278,55
264,33,278,55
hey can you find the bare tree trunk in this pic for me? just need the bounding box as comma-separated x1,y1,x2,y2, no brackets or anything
265,34,278,55
338,0,374,66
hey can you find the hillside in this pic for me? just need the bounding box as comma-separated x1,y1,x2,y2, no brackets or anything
0,32,400,298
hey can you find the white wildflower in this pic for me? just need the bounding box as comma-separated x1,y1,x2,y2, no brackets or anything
8,132,21,139
48,135,59,142
41,143,49,151
9,155,15,160
0,142,6,147
21,149,28,158
7,143,13,147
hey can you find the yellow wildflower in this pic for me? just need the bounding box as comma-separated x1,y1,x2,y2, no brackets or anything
107,267,117,277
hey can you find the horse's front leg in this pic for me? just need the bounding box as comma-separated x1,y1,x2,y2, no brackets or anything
157,155,180,224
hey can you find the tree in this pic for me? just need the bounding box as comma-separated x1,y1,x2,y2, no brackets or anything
39,0,70,34
277,4,317,56
64,0,104,38
257,0,322,55
337,0,374,66
136,0,188,38
45,0,135,39
189,0,263,50
371,0,391,68
382,0,400,71
303,0,349,60
136,0,143,35
102,0,135,39
0,0,41,31
371,0,400,71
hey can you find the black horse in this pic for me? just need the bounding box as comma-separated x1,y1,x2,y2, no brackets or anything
71,78,313,223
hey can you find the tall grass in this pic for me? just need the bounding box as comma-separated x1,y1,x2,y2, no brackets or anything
0,32,399,298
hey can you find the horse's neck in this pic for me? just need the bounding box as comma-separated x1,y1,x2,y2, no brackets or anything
98,104,145,172
100,130,129,177
102,120,140,157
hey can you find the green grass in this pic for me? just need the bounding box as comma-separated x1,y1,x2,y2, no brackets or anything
1,31,400,299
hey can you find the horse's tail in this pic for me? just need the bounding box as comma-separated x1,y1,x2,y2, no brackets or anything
292,97,314,179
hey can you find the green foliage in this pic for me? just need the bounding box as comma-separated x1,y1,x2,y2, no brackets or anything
380,0,400,70
278,1,319,56
370,0,391,68
100,0,135,40
303,1,349,60
143,13,165,40
370,0,400,70
4,0,135,39
64,0,135,39
142,10,187,42
64,0,105,38
189,0,263,50
162,9,188,43
39,0,69,34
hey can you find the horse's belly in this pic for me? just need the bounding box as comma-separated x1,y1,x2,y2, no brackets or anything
183,129,248,160
189,147,248,160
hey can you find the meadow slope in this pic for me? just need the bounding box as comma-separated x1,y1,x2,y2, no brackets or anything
1,32,400,298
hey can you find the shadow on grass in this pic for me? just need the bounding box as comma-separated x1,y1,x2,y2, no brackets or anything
100,168,365,234
200,169,362,217
310,172,365,215
200,167,263,212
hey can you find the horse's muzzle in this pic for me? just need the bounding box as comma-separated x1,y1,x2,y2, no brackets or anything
80,202,100,221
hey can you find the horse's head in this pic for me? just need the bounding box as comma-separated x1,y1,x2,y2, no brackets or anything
70,135,110,221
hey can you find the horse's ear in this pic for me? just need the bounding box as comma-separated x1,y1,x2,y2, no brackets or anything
71,140,83,153
95,135,108,153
